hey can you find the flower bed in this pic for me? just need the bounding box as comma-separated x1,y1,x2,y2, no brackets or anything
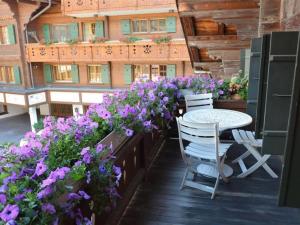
0,75,247,225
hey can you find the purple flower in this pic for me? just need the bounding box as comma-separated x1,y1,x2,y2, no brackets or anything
163,96,169,103
68,193,81,201
0,194,6,204
125,129,134,137
42,203,56,214
14,194,25,202
35,161,47,177
86,171,91,184
37,186,53,199
113,166,122,181
96,143,104,153
0,204,19,222
99,165,106,174
81,147,91,164
78,190,90,200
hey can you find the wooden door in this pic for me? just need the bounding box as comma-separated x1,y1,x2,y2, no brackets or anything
246,38,262,118
279,35,300,208
261,31,299,155
51,104,73,118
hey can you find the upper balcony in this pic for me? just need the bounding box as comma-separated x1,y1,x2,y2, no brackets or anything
25,40,190,63
61,0,177,17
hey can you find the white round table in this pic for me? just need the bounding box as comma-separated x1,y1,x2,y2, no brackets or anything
183,109,253,179
183,109,253,131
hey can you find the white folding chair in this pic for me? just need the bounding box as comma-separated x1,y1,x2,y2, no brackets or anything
176,117,232,199
231,129,278,178
185,93,213,112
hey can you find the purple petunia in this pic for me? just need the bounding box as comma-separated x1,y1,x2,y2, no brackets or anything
68,193,81,201
125,128,134,137
0,194,6,204
0,204,19,222
34,160,47,177
42,203,56,214
78,190,90,200
37,186,53,199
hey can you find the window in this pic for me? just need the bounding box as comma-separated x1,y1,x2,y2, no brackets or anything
83,23,96,42
133,65,150,82
53,65,72,82
51,25,70,43
0,67,6,82
0,26,9,45
151,65,167,81
7,66,15,83
88,65,102,83
150,19,166,33
132,20,148,33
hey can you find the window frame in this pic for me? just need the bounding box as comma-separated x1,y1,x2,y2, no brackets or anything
133,64,167,82
131,19,149,34
0,26,9,45
87,64,104,84
149,18,167,33
0,66,7,83
6,66,15,84
83,22,97,42
51,24,70,43
52,64,73,83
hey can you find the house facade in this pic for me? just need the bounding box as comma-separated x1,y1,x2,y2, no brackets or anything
0,0,192,128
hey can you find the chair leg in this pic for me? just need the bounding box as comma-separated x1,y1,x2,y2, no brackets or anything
211,175,220,199
237,155,271,178
232,151,251,163
260,155,278,178
180,168,189,190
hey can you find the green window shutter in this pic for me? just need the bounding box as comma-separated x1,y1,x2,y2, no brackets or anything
166,17,176,33
121,20,131,35
95,21,105,38
166,64,176,79
123,64,132,85
43,64,53,83
42,24,51,43
13,66,21,84
7,24,16,44
71,64,79,83
101,64,110,84
69,23,79,41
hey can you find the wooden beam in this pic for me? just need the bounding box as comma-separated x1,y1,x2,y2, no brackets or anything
187,35,237,41
180,16,196,36
179,8,259,19
187,36,250,49
178,1,259,12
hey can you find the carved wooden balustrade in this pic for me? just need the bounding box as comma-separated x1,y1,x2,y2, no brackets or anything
25,41,190,63
61,0,176,15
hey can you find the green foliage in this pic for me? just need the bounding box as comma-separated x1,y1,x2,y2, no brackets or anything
123,36,143,43
153,36,171,44
33,118,44,132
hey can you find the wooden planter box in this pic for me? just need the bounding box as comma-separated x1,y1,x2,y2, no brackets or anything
90,130,166,225
213,99,247,112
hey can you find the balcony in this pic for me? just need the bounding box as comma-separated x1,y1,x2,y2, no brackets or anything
25,41,190,63
61,0,177,17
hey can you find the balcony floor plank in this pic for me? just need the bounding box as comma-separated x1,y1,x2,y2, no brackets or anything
119,138,300,225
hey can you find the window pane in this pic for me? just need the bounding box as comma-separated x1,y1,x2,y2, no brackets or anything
151,65,166,81
150,20,159,32
0,26,8,45
132,21,139,33
0,67,6,82
88,65,102,83
7,67,15,83
84,23,96,42
140,20,148,32
159,19,166,32
134,65,150,82
54,65,72,82
52,25,69,43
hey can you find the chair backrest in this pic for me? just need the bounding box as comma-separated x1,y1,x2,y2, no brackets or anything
185,93,213,112
176,117,220,166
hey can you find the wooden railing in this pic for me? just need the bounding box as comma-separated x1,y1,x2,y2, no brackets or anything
25,41,190,63
61,0,176,15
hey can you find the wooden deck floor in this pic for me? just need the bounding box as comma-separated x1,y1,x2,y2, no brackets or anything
119,138,300,225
